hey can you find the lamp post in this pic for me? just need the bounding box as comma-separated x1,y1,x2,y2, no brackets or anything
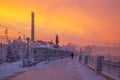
26,37,30,62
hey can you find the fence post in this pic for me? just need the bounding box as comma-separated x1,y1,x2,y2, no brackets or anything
84,55,89,64
108,60,111,75
119,62,120,79
96,56,104,72
79,55,82,62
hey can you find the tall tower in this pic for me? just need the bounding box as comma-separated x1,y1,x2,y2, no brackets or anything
31,12,35,41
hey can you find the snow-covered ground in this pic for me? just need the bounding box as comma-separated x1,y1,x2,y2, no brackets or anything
0,59,65,79
1,57,105,80
0,61,26,78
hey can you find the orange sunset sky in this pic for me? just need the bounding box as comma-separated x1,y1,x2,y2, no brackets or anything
0,0,120,46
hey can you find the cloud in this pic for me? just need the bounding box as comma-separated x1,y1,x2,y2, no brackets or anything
0,0,120,46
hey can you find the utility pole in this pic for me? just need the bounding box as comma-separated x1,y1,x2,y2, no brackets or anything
0,25,9,43
5,28,8,41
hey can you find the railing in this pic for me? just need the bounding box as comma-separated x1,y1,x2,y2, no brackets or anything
79,54,120,80
88,56,96,68
102,61,120,79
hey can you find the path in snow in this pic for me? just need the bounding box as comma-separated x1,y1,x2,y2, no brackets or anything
12,57,105,80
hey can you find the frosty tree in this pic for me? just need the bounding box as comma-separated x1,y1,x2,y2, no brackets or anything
84,45,92,55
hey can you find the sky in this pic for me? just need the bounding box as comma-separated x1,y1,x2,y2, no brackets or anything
0,0,120,46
